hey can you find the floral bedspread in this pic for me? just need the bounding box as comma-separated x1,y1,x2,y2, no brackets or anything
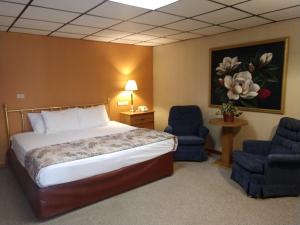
25,128,177,181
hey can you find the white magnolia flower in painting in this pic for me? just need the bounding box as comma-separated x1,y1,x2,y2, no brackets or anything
224,71,260,100
216,56,241,76
260,52,273,66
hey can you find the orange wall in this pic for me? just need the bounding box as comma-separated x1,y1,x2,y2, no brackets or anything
0,32,153,166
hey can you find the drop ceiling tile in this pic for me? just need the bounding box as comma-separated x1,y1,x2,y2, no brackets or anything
89,1,149,20
111,21,154,33
234,0,300,15
0,26,8,31
109,0,181,10
164,19,210,31
194,7,251,24
5,0,30,3
111,39,138,44
10,27,50,35
84,36,115,42
192,25,232,35
136,42,160,46
262,6,300,21
141,27,180,37
150,37,177,44
94,29,132,38
51,31,86,39
213,0,246,5
125,34,156,41
58,24,100,35
31,0,104,13
14,18,63,31
21,6,80,23
71,15,120,29
223,16,271,29
0,2,25,17
159,0,224,17
0,16,15,26
131,11,182,26
167,32,202,40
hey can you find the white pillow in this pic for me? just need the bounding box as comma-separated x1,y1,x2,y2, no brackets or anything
28,113,46,133
78,105,109,129
41,108,80,133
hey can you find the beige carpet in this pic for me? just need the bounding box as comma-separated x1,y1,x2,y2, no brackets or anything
0,158,299,225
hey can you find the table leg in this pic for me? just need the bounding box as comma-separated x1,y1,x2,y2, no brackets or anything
221,127,234,167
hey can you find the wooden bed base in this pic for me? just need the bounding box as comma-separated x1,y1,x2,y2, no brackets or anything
8,150,174,219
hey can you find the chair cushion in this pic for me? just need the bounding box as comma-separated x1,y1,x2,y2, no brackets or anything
177,136,204,145
168,106,203,136
233,151,267,174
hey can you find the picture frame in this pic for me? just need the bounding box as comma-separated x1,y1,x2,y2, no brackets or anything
209,37,289,114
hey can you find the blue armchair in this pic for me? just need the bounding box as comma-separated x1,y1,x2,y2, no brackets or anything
231,117,300,198
164,105,209,161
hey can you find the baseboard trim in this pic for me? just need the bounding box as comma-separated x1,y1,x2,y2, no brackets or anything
206,148,221,155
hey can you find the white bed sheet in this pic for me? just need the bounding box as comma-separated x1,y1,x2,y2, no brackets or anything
11,121,175,188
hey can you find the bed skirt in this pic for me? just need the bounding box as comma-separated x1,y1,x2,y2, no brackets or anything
8,149,174,219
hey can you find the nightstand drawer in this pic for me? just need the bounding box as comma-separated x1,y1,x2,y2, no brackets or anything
120,111,155,129
135,122,154,129
130,113,154,125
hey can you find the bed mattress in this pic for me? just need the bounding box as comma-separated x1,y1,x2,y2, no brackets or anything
11,121,175,188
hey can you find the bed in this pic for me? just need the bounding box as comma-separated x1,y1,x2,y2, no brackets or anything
4,102,176,219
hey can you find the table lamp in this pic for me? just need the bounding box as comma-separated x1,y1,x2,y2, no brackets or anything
125,80,138,112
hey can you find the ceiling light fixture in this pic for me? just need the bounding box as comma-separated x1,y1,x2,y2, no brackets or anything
110,0,179,10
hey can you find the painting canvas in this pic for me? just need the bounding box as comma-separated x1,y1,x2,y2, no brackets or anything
210,38,288,114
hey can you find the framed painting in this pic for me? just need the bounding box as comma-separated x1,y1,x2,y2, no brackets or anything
209,37,289,114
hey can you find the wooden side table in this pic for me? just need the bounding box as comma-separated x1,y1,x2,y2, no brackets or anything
120,111,154,129
209,118,248,167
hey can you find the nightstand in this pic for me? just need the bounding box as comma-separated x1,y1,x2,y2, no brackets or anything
120,111,154,129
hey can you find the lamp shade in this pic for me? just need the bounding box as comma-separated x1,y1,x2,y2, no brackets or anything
125,80,138,91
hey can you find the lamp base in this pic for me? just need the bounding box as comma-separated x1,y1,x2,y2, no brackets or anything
129,105,134,112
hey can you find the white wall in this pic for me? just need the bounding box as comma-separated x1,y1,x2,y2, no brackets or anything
153,18,300,151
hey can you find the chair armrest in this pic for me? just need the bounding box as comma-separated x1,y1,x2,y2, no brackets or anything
164,125,173,134
198,126,209,138
265,154,300,185
268,154,300,166
243,140,271,156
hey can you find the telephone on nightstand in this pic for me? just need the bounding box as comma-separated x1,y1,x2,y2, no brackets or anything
137,105,148,112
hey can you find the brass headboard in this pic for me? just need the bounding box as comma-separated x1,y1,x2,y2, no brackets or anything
3,98,111,146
